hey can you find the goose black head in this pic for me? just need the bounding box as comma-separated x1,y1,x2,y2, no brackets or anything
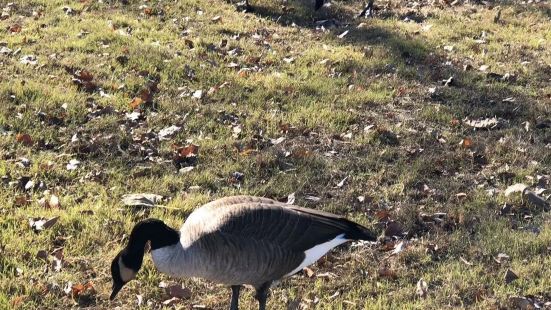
110,219,180,300
110,251,138,300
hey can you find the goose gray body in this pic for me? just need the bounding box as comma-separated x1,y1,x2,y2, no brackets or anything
110,195,377,309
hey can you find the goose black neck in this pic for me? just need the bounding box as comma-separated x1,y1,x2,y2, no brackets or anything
122,219,180,271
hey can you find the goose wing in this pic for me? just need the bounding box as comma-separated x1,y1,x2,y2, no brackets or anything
184,196,375,285
213,198,376,252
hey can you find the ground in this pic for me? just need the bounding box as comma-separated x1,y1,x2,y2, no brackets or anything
0,0,550,308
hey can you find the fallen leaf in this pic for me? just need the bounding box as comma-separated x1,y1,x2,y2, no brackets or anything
158,125,181,140
10,296,25,308
121,193,163,207
178,144,199,158
29,216,60,232
390,241,407,256
336,176,349,188
192,89,203,99
179,166,195,174
316,272,337,278
523,191,550,211
378,267,397,279
459,256,473,266
14,195,31,206
16,133,33,146
304,195,321,202
20,55,38,65
71,282,95,298
303,267,315,278
461,137,473,148
143,7,153,15
504,183,528,196
494,253,510,264
504,269,518,284
508,296,536,309
464,117,500,129
129,97,144,109
162,297,182,306
9,24,22,33
375,210,391,221
416,279,428,298
49,194,61,209
287,192,296,204
338,30,349,38
66,159,80,170
384,221,403,237
165,283,191,299
442,76,454,86
270,137,285,145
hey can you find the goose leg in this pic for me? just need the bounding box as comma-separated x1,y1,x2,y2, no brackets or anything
365,0,374,17
254,282,271,310
230,285,241,310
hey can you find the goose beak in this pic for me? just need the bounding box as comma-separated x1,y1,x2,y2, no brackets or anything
110,282,123,300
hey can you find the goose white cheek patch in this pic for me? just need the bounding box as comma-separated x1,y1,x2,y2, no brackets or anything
119,257,136,282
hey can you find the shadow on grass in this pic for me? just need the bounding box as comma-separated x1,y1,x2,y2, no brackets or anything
246,1,550,237
251,2,542,124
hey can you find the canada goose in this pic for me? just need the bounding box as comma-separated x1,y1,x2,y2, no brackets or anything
110,195,377,309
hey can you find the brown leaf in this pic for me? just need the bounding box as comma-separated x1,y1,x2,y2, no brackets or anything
505,269,518,284
178,144,199,158
9,24,22,33
71,282,95,298
143,7,153,15
378,267,397,279
139,88,154,102
461,137,473,148
165,284,191,299
375,210,391,221
384,221,403,237
292,147,311,158
129,97,144,109
16,133,33,146
239,148,256,156
14,195,31,206
303,267,315,278
36,250,48,260
10,296,25,308
75,70,94,82
184,39,194,49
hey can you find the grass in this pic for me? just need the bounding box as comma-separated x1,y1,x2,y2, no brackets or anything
1,0,550,308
